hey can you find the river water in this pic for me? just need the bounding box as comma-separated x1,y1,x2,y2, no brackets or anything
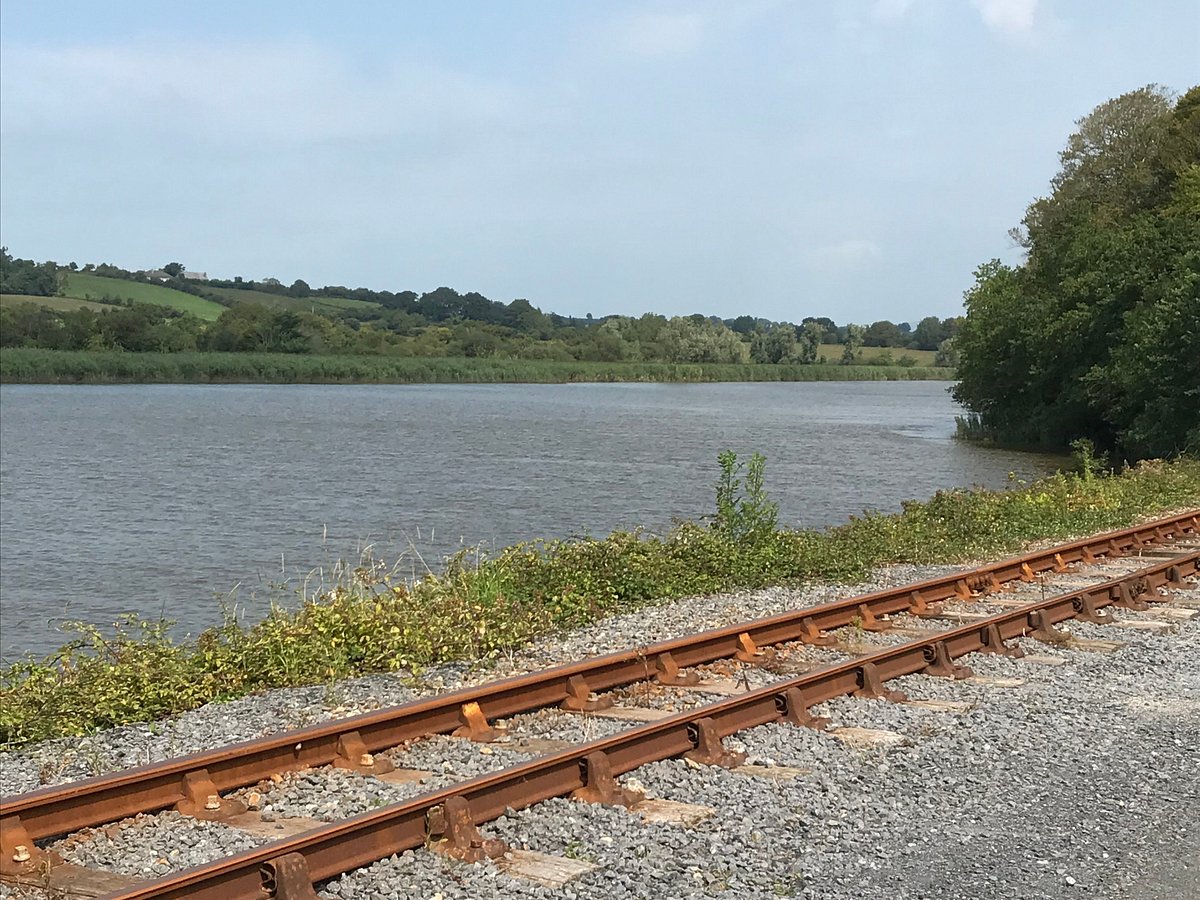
0,382,1060,660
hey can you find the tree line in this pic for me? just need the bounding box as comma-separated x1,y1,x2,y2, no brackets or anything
954,84,1198,459
0,300,958,367
1,249,960,366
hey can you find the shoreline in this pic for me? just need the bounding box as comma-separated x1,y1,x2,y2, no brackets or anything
0,349,955,385
2,460,1196,748
1,542,1196,900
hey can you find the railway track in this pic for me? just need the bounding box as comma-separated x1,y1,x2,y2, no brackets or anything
2,511,1198,899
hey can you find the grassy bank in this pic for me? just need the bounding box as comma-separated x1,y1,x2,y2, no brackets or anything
2,456,1197,747
62,274,228,320
0,349,955,384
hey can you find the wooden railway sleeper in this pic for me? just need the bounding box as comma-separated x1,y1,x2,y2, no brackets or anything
426,796,507,863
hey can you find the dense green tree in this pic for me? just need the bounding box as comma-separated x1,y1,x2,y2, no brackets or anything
841,324,865,363
863,320,906,347
954,84,1199,458
728,315,758,335
0,249,60,296
660,316,749,364
911,315,947,351
797,320,824,363
750,324,797,364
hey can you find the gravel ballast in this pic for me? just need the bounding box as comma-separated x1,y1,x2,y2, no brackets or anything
0,556,1195,900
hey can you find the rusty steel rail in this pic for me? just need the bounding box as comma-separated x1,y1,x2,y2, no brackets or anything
86,550,1200,899
1,510,1196,852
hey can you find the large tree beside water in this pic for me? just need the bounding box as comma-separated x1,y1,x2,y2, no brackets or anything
953,85,1199,459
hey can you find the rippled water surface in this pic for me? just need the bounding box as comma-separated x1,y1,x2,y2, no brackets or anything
0,382,1060,659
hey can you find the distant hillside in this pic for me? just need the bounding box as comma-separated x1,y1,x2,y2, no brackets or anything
2,249,958,374
64,274,227,321
202,286,380,315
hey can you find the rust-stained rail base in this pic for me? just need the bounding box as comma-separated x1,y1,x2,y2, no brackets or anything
67,550,1197,900
3,510,1195,854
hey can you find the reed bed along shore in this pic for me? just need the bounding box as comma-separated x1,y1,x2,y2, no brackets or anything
1,455,1197,746
0,349,955,384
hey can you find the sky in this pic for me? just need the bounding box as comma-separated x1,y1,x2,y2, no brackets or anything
1,2,1197,323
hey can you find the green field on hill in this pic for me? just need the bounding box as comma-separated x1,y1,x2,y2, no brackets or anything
203,286,380,315
63,274,227,321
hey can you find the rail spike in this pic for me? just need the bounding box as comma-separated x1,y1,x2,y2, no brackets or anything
452,701,501,743
1073,593,1114,625
571,751,644,808
978,622,1024,658
1167,565,1188,589
907,591,941,616
561,675,615,713
176,769,248,820
855,604,892,632
260,852,320,900
332,731,395,775
0,815,58,877
1110,580,1149,611
854,662,907,703
655,651,701,686
798,616,837,646
735,631,776,665
776,687,830,730
1026,609,1070,645
426,796,507,863
922,641,973,680
684,717,747,768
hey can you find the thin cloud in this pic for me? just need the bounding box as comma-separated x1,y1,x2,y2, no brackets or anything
972,0,1038,36
0,41,516,145
623,12,707,56
872,0,917,24
805,239,883,270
